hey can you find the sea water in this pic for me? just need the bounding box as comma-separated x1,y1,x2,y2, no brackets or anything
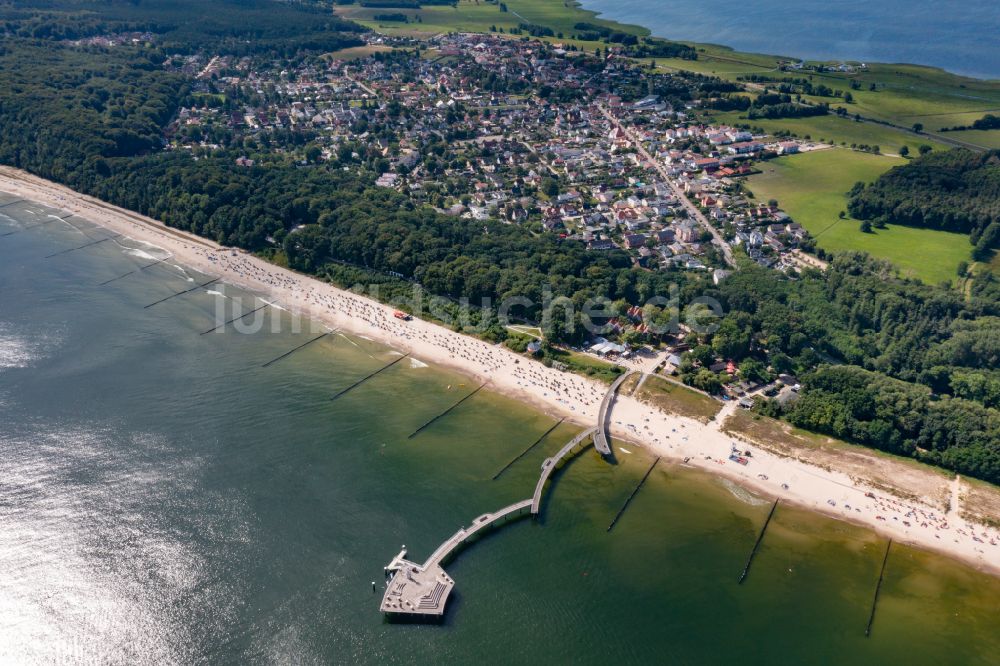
1,196,998,663
579,0,1000,79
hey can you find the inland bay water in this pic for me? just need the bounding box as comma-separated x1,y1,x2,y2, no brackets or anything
579,0,1000,80
1,195,999,664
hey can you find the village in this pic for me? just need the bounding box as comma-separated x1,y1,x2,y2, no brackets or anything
159,32,829,401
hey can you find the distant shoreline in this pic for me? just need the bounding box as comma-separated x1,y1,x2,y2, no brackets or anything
572,0,1000,82
2,165,999,577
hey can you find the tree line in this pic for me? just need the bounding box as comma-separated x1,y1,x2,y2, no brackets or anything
848,149,1000,261
708,254,1000,484
3,0,365,56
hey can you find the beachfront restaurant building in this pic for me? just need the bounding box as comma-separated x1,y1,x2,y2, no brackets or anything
590,338,628,357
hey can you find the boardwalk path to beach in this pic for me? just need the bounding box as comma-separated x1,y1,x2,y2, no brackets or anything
593,370,638,456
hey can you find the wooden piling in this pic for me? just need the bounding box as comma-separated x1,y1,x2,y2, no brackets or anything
260,332,331,368
330,353,410,400
738,499,778,584
99,257,169,286
144,277,219,309
865,539,892,638
491,418,564,480
407,383,486,439
201,302,270,334
44,234,119,258
607,457,660,532
1,218,58,237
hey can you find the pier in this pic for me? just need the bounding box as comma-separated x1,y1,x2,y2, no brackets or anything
407,383,486,439
865,539,893,637
531,427,598,514
593,370,636,456
380,500,533,616
144,277,219,309
607,457,660,532
330,353,409,400
738,499,778,584
381,427,596,618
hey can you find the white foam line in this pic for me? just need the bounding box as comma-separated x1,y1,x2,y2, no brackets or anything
338,332,360,347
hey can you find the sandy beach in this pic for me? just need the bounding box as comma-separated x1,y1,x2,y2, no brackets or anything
2,164,998,577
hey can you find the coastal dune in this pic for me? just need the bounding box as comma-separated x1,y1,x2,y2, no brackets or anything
1,164,998,576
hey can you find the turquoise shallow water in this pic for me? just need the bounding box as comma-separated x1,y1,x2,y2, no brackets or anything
1,195,999,664
579,0,1000,79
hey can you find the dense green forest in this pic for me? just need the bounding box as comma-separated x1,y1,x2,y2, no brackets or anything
0,0,364,55
89,152,710,340
777,365,1000,483
0,41,185,181
848,149,1000,261
710,255,1000,482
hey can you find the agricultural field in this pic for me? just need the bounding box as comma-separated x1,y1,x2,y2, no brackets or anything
943,129,1000,149
334,0,644,47
325,44,396,60
724,63,1000,150
649,42,786,77
706,110,949,155
747,149,972,285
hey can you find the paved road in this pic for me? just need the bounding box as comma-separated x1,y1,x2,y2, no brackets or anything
596,104,736,267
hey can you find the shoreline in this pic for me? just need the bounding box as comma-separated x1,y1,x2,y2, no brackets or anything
2,165,999,577
571,0,1000,81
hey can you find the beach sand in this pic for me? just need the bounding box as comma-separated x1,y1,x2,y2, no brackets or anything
2,165,998,576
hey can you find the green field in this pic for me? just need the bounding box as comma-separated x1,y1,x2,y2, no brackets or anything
325,45,396,61
730,67,1000,150
335,0,646,51
668,53,1000,150
635,375,721,423
707,111,949,156
943,129,1000,149
747,149,972,284
547,347,624,383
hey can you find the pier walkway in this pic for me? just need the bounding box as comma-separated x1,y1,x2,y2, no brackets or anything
531,427,597,514
382,426,597,618
593,371,637,456
380,500,533,616
426,500,534,569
